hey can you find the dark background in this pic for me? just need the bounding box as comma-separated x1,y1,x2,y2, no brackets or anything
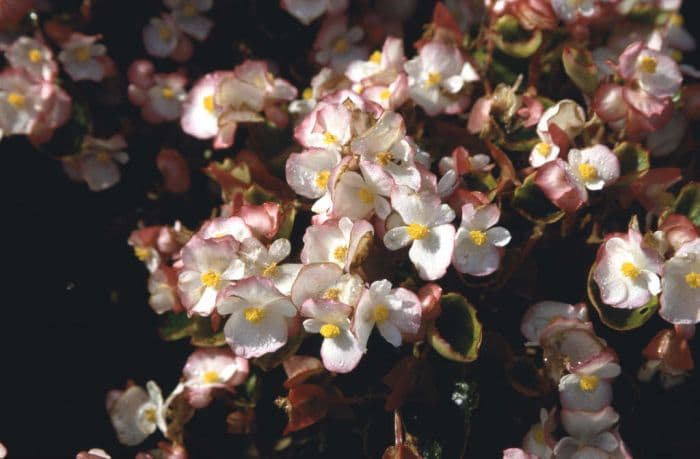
1,1,700,458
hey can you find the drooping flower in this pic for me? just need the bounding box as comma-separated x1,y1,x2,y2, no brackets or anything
383,189,456,280
453,203,511,277
217,276,298,358
593,226,664,309
659,238,700,324
182,347,249,408
58,33,108,82
353,279,422,349
536,100,586,148
567,145,620,191
108,381,165,446
177,235,245,316
300,217,374,271
301,298,363,372
404,41,479,116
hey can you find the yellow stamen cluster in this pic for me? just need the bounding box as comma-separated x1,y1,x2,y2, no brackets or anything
315,170,330,190
535,142,551,157
262,262,278,278
620,262,640,279
182,3,197,16
161,86,175,99
406,223,429,240
323,131,338,145
379,88,392,101
426,72,442,87
203,94,215,113
320,323,341,338
134,246,150,261
28,48,43,63
333,246,348,263
200,270,221,288
532,425,545,444
302,87,313,100
358,187,373,204
369,50,382,64
685,271,700,288
202,370,219,384
639,55,658,74
244,307,266,324
578,374,600,392
469,230,488,246
323,288,341,301
333,38,349,54
143,408,157,424
375,151,393,166
7,92,25,109
74,46,91,62
373,304,389,324
159,26,172,41
578,163,598,181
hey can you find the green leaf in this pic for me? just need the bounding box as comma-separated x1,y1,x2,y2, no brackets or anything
613,142,650,185
276,203,297,240
428,294,483,363
243,184,278,206
512,172,566,224
493,16,543,59
669,182,700,226
190,330,226,347
562,46,599,95
587,265,658,331
158,312,199,341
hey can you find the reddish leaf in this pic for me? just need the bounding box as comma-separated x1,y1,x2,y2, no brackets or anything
283,356,325,389
281,384,329,434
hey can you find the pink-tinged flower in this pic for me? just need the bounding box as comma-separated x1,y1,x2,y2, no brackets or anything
164,0,213,41
58,33,108,82
535,159,587,213
301,298,363,373
561,407,620,441
453,203,511,277
350,111,421,190
180,72,224,139
62,134,129,192
529,141,560,168
0,68,43,137
289,68,345,115
521,301,588,346
108,381,164,446
300,218,374,271
502,449,537,459
314,14,366,71
281,0,348,25
522,409,554,459
28,81,72,145
331,163,392,220
639,327,694,388
238,202,281,241
618,42,682,98
660,239,700,324
353,279,421,349
659,213,697,252
383,189,456,281
567,145,619,191
294,101,352,150
217,276,298,358
438,146,493,197
559,360,621,412
143,15,180,58
143,73,187,123
593,227,664,309
177,235,245,316
290,262,363,308
536,100,586,148
550,0,598,23
404,41,479,116
553,430,621,459
239,237,301,295
5,36,57,81
198,216,253,242
76,448,110,459
285,148,341,204
182,347,249,408
148,266,181,315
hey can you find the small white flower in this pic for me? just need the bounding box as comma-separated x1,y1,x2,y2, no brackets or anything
660,238,700,324
567,145,620,191
453,203,511,277
239,237,302,295
108,381,164,446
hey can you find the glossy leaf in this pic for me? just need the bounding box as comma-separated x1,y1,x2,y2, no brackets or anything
562,46,599,95
512,172,565,224
613,142,650,185
669,182,700,226
428,293,483,363
281,384,329,434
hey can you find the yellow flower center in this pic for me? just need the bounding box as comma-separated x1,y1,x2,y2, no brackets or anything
670,13,683,26
333,245,348,262
203,94,215,113
74,46,91,62
333,38,349,54
639,55,658,74
202,370,219,384
182,3,197,16
426,72,442,87
159,26,172,41
323,131,338,145
320,323,341,338
620,262,640,279
143,407,157,424
200,270,221,288
323,287,341,301
469,230,487,246
373,304,389,324
358,187,373,204
532,425,545,444
28,48,43,63
161,86,175,99
578,374,600,392
369,50,382,64
302,87,313,100
261,262,277,278
685,271,700,288
315,170,330,190
535,142,551,157
578,163,598,181
96,151,111,162
406,223,429,240
134,246,150,261
244,307,266,323
379,88,392,101
375,151,393,166
7,92,25,108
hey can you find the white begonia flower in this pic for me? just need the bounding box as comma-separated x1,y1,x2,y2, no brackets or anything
290,262,364,308
285,148,341,212
522,409,553,459
453,203,511,277
300,218,374,271
553,431,620,459
177,235,246,316
58,33,107,82
353,279,422,349
550,0,597,23
217,276,298,358
108,381,164,446
5,36,57,81
567,145,620,191
560,406,620,441
238,237,302,296
331,165,392,220
559,360,621,412
529,141,561,168
143,15,179,58
536,99,586,145
404,41,479,116
165,0,213,41
659,238,700,324
301,298,363,373
593,227,663,309
383,188,456,280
